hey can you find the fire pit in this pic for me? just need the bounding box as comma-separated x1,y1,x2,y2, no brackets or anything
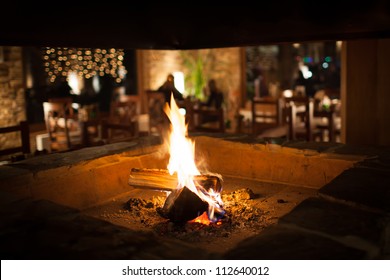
83,174,315,255
1,104,389,259
80,97,321,255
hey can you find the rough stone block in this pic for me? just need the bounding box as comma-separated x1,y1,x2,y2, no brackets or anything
0,166,33,197
224,225,367,259
283,141,345,153
280,197,386,251
194,136,361,189
320,167,390,213
0,198,210,260
0,140,166,209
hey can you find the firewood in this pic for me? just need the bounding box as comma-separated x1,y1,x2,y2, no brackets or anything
128,168,222,192
158,186,209,224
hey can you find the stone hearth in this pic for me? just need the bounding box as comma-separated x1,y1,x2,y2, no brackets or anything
0,135,389,259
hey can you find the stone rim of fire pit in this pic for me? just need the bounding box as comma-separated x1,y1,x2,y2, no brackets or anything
1,134,389,259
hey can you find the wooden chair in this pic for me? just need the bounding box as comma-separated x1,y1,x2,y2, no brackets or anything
43,100,82,151
0,121,31,160
313,98,342,142
146,90,169,135
76,102,102,145
312,93,341,142
102,95,140,143
47,97,75,117
313,109,336,142
284,96,323,141
251,97,284,136
78,119,105,147
46,97,106,150
109,95,140,124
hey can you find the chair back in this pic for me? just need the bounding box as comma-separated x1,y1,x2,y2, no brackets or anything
251,97,284,136
48,97,75,118
284,96,317,141
102,95,141,143
43,101,80,151
146,91,169,135
313,107,337,142
0,121,30,159
109,95,141,124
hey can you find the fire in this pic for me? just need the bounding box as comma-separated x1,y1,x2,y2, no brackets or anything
190,211,211,226
163,95,224,222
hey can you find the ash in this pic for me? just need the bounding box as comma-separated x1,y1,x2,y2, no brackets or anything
123,188,272,242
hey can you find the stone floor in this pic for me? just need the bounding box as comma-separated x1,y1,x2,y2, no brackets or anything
0,135,389,260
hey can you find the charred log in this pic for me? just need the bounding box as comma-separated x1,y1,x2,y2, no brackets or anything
158,186,208,224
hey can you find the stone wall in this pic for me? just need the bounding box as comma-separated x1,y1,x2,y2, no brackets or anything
0,46,25,150
140,48,242,130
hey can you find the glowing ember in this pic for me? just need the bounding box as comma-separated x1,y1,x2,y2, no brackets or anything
190,211,211,226
164,95,224,222
189,211,222,226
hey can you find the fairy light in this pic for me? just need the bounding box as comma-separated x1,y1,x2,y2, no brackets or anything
42,47,127,83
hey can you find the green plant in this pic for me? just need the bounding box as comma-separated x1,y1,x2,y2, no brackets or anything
181,51,209,101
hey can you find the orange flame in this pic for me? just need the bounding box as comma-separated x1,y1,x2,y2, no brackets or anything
190,211,211,226
164,95,224,222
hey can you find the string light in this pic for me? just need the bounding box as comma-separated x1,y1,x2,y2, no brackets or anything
42,47,127,83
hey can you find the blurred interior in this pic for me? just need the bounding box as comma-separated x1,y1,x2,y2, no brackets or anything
1,4,390,161
0,3,390,261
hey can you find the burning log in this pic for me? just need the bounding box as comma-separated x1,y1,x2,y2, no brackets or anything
128,168,224,224
158,186,209,224
128,168,222,192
